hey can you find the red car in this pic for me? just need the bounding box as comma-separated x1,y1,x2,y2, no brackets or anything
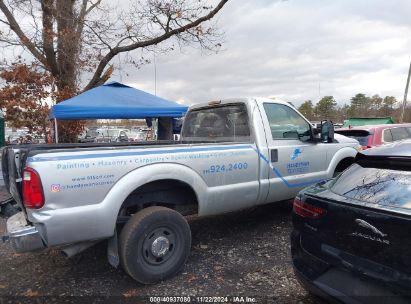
335,123,411,149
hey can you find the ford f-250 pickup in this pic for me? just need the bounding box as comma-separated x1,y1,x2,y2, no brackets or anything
1,97,359,284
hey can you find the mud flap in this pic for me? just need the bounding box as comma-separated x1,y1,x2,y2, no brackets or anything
107,228,119,268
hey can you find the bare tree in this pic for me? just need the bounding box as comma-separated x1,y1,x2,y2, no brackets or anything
0,0,228,90
0,0,228,140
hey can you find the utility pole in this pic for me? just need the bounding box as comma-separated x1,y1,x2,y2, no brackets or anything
318,83,321,99
400,62,411,123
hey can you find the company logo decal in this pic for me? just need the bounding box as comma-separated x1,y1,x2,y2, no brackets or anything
291,148,302,161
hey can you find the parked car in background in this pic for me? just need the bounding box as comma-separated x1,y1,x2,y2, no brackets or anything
132,128,153,141
125,129,151,142
291,140,411,303
78,128,100,143
335,123,411,150
6,131,46,144
125,131,139,142
95,128,129,142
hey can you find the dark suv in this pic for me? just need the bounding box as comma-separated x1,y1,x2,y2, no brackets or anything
291,140,411,303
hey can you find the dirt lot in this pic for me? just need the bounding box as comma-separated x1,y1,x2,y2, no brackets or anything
0,198,316,304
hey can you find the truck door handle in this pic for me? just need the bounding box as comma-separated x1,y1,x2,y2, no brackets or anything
271,149,278,162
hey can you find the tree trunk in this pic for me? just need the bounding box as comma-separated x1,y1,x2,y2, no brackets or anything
55,0,78,91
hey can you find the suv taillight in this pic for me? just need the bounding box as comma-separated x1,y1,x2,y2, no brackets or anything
293,197,326,219
23,167,44,209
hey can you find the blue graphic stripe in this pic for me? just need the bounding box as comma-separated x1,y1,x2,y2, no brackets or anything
254,147,324,188
28,144,253,162
256,149,270,164
30,142,323,188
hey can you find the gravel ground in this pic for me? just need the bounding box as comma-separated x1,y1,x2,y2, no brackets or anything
0,196,316,304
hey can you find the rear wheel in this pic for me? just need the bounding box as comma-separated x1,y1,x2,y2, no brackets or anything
119,206,191,284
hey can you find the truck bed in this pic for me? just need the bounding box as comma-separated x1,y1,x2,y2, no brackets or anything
1,141,166,192
1,140,248,205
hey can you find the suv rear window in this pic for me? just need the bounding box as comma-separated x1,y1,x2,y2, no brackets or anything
390,127,411,141
330,163,411,211
182,103,251,142
335,130,371,146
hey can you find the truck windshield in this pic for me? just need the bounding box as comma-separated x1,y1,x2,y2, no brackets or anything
182,103,251,142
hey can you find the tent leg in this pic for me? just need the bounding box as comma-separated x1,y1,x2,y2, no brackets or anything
54,118,59,143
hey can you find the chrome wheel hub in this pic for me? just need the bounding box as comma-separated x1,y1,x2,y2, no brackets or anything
151,236,170,257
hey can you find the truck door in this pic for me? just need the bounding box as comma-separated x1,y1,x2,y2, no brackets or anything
260,102,328,203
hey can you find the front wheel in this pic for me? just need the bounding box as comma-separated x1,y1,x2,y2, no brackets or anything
119,206,191,284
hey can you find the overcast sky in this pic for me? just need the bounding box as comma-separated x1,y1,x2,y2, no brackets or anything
110,0,411,107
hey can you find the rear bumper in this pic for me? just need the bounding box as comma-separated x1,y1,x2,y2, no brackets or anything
291,230,411,304
5,212,45,253
293,266,343,304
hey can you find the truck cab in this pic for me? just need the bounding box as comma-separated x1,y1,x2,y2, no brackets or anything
182,98,359,205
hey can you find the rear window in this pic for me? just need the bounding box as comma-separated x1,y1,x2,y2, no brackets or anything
383,129,393,142
390,127,411,141
86,130,99,137
182,103,251,142
335,130,371,146
330,164,411,211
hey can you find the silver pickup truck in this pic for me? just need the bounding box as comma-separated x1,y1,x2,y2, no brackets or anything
1,98,359,284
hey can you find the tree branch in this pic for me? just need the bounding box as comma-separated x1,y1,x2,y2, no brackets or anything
76,0,103,50
84,0,228,90
85,0,103,16
77,0,88,31
0,0,48,67
84,22,113,51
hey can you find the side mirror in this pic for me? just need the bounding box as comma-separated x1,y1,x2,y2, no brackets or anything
321,120,334,143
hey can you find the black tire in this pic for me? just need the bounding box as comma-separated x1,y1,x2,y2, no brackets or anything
119,206,191,284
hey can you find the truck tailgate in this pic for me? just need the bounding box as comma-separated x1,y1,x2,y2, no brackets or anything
2,147,25,211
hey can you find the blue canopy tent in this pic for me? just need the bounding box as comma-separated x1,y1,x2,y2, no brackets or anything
49,82,188,142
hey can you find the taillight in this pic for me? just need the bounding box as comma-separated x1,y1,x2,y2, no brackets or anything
293,197,326,219
360,145,372,150
23,167,44,209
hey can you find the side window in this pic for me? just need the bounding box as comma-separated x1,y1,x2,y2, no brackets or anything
383,129,393,142
263,103,311,142
391,127,410,141
182,103,251,142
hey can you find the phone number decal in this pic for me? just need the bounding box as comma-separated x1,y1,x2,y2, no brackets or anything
203,162,248,175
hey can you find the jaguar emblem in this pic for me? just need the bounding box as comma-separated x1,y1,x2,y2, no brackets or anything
355,219,387,238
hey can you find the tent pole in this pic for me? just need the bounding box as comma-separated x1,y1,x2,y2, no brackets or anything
54,118,59,143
